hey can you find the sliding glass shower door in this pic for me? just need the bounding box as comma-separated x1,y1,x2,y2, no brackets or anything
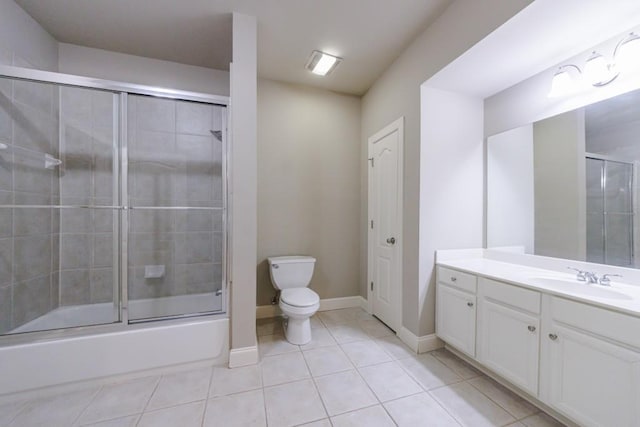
126,95,226,321
586,156,634,267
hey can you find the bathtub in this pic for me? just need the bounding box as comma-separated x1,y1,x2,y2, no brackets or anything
0,293,228,395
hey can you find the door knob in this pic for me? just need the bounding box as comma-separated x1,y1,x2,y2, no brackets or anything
386,237,396,244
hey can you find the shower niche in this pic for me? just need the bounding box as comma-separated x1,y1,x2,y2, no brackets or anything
0,71,228,336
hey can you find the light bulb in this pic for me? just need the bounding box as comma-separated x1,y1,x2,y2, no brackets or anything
584,52,616,86
616,33,640,72
548,66,581,98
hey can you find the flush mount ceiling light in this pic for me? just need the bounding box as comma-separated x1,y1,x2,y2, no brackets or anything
549,64,582,98
305,50,342,76
584,51,618,86
615,32,640,72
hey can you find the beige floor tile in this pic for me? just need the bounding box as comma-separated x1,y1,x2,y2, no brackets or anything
506,423,526,427
314,370,378,416
341,340,392,367
137,401,205,427
299,419,332,427
431,348,483,379
300,327,337,350
146,367,211,410
327,322,371,344
431,382,516,427
303,345,353,377
203,389,266,427
468,376,538,420
520,412,566,427
257,317,283,336
76,377,158,425
374,336,416,360
0,400,27,426
10,387,99,427
358,361,422,402
331,405,396,427
397,353,462,390
79,415,140,427
318,309,359,326
264,379,327,427
358,318,395,338
210,364,262,397
261,351,310,386
384,392,460,427
258,333,300,357
310,315,325,329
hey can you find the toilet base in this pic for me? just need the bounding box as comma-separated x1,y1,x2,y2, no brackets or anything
282,316,312,345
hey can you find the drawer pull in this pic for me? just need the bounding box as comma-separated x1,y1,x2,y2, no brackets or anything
451,276,457,282
528,325,536,332
467,302,474,307
549,333,558,341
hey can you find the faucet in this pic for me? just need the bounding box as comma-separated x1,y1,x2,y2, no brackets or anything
599,274,622,286
567,267,588,282
584,271,599,284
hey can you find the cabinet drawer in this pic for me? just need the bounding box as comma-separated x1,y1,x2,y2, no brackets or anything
549,296,640,349
481,278,541,314
437,266,476,293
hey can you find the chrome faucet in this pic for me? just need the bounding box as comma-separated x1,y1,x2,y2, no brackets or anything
567,267,588,282
584,271,599,284
599,273,622,286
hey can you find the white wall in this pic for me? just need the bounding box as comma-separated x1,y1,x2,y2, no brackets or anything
533,109,586,261
486,125,534,253
0,0,58,71
419,87,484,334
257,79,361,306
361,0,532,336
58,43,229,96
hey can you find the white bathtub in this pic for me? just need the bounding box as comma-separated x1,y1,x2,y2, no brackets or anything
0,294,228,395
10,292,224,334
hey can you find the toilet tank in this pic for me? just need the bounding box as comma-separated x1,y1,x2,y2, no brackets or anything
268,256,316,290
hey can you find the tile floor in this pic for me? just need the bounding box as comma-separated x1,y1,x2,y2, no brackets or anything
0,308,566,427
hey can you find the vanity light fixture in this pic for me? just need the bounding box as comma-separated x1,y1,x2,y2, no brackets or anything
549,64,582,98
583,51,618,86
305,50,342,76
615,32,640,72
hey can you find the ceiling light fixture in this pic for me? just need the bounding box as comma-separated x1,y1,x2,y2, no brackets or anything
549,65,582,98
615,32,640,72
305,50,342,76
583,51,618,86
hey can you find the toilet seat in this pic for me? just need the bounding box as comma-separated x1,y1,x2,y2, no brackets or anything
280,288,319,308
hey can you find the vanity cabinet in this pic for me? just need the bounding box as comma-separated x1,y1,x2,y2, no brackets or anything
436,267,477,357
477,278,541,395
540,296,640,427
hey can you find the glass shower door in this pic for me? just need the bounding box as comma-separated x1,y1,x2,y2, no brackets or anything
126,95,226,321
586,157,634,267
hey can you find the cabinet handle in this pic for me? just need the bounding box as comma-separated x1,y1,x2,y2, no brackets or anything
451,276,457,282
548,333,558,341
528,325,536,332
467,302,474,307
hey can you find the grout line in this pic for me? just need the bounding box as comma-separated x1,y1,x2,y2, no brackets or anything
69,384,103,426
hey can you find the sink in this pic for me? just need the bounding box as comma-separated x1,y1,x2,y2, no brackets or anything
525,276,632,300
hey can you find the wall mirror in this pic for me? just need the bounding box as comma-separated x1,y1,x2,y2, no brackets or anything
487,88,640,268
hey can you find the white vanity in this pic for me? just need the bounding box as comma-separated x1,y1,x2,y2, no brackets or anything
436,250,640,427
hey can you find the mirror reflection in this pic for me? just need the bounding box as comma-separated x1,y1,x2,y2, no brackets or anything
487,88,640,268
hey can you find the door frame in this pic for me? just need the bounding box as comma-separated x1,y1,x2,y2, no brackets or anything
367,117,404,332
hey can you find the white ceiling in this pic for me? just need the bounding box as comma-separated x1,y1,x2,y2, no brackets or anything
15,0,453,96
427,0,640,99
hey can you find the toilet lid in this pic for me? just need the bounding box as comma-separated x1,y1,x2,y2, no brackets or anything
280,288,319,308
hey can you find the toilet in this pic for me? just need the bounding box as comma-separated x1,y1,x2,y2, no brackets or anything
268,256,320,345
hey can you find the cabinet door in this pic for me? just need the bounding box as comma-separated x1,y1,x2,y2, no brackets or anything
478,299,539,395
541,322,640,427
436,283,476,357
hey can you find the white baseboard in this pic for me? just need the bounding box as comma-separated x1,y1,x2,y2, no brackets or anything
228,345,259,368
256,296,367,319
398,327,444,354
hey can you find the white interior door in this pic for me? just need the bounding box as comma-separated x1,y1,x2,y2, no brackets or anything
368,118,403,331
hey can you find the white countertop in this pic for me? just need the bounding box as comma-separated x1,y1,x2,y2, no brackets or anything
437,257,640,317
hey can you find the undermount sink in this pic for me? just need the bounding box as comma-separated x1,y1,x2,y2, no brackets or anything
525,276,633,300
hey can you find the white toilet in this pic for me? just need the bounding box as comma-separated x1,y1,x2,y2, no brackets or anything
268,256,320,345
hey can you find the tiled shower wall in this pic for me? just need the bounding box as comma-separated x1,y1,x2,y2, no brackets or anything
127,95,224,308
0,77,60,333
57,86,116,307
